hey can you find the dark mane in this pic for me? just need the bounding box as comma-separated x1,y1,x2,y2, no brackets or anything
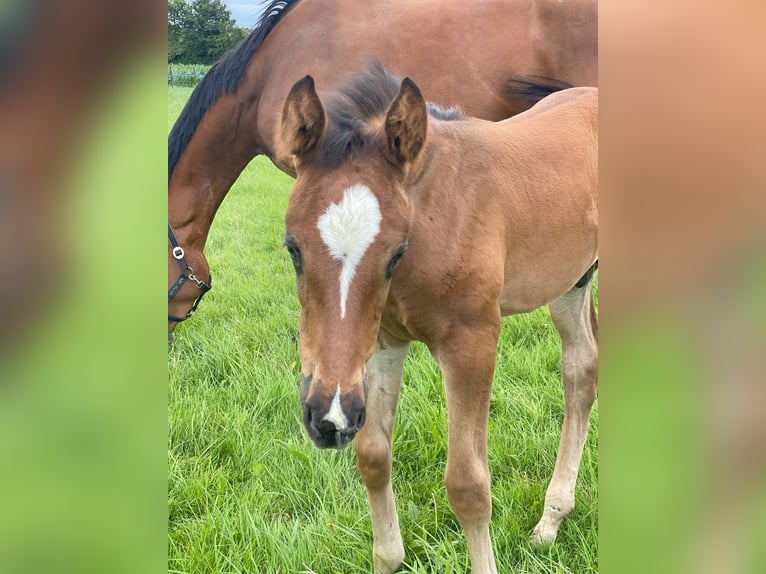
318,60,464,167
168,0,301,182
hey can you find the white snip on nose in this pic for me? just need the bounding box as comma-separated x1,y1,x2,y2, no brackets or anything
322,384,349,429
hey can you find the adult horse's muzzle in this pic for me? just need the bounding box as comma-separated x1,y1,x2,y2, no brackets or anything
300,372,367,449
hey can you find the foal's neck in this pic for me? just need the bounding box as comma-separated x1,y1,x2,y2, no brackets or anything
405,121,462,199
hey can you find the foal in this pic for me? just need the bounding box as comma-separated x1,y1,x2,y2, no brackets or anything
280,66,597,574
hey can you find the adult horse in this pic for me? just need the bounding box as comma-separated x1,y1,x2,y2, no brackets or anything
167,0,597,332
279,63,597,573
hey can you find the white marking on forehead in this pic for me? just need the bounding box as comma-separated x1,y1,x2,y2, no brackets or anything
322,384,349,430
316,184,382,319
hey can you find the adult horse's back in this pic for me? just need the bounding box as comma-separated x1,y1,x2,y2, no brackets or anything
167,0,597,332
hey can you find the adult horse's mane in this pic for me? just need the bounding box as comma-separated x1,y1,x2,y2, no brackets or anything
318,60,464,167
168,0,302,181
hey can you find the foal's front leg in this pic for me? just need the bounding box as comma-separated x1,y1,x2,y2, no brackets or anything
436,322,501,574
354,341,410,574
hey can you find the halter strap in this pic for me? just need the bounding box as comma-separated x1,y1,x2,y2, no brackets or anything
168,223,212,323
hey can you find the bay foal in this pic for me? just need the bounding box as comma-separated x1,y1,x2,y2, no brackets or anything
281,65,597,573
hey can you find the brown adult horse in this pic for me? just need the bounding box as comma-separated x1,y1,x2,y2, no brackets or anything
280,63,597,573
167,0,597,334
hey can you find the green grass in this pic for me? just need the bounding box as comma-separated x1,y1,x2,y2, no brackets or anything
168,86,598,573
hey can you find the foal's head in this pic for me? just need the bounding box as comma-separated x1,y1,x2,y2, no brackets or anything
280,71,427,448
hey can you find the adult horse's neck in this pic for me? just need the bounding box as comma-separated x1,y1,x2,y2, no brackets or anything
168,91,263,251
167,0,302,268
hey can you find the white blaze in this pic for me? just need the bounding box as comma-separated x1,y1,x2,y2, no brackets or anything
316,185,382,319
322,384,349,429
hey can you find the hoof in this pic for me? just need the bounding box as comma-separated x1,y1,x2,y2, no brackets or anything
373,545,405,574
530,516,560,546
530,527,555,547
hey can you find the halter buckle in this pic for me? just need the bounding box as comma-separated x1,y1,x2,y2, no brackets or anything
186,267,208,291
172,246,184,260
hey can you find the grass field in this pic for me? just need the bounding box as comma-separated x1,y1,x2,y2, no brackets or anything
168,86,598,573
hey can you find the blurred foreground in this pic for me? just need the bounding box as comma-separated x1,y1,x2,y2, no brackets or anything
1,2,166,573
600,2,766,572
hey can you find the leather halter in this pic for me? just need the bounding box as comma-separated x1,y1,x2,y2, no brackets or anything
168,223,212,323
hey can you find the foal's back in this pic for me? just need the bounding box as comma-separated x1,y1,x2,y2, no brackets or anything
489,87,598,313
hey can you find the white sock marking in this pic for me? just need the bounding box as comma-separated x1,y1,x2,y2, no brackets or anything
316,185,382,319
322,384,349,430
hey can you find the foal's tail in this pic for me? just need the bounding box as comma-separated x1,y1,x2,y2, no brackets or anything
502,76,573,112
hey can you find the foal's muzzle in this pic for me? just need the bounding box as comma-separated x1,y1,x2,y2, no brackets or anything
300,374,367,449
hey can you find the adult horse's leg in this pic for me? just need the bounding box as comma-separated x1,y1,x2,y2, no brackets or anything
437,320,501,574
531,281,598,545
354,340,410,574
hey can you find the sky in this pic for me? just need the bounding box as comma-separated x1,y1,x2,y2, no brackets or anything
222,0,270,28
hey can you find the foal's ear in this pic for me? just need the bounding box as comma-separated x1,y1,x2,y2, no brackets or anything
281,75,326,160
384,77,427,166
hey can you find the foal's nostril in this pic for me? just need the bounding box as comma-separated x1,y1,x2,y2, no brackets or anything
354,407,366,429
302,403,319,435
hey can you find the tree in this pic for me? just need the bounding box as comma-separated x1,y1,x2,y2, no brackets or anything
168,0,249,64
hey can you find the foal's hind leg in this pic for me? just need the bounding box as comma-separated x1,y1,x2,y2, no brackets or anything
531,281,598,545
354,339,410,574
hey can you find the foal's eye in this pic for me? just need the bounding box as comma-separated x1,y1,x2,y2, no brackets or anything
284,234,303,273
386,241,408,278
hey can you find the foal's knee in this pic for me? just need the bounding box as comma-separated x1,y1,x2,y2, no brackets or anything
355,433,392,490
444,463,492,521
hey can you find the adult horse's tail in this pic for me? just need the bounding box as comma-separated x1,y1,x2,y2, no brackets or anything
502,76,573,111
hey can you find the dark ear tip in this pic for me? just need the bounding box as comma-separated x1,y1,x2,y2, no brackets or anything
401,77,422,97
290,75,315,95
